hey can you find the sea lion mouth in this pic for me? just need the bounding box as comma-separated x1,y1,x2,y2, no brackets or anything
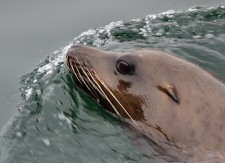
66,45,138,125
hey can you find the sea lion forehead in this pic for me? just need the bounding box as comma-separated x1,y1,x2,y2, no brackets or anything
134,49,167,56
119,49,163,66
126,49,158,63
117,50,143,63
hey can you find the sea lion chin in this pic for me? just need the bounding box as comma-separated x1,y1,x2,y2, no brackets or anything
66,44,225,152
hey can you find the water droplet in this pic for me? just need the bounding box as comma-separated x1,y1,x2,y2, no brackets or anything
205,34,214,38
16,132,22,137
193,35,202,39
42,138,51,146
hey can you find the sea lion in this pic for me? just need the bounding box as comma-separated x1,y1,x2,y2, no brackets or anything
66,45,225,153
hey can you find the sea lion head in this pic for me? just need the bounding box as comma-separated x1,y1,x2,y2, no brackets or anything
66,44,225,151
66,45,182,124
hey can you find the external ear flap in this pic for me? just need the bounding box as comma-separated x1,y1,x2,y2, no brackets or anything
157,85,180,104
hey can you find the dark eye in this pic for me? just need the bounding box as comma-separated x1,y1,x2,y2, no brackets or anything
116,59,134,75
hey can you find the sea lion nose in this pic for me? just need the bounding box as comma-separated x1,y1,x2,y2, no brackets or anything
67,45,99,59
67,45,86,58
66,45,92,69
70,44,86,50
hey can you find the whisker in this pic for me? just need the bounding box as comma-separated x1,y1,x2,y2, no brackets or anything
69,60,82,84
86,68,121,117
86,69,108,96
84,56,93,65
91,69,138,126
85,67,105,98
73,57,99,99
79,66,100,102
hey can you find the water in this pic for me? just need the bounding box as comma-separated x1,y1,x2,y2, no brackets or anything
1,4,225,163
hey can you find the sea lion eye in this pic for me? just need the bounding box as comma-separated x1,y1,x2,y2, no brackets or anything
116,59,134,75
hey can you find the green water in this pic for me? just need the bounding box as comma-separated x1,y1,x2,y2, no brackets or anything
1,5,225,163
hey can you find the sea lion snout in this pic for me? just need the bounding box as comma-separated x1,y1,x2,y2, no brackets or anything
67,45,86,60
67,44,103,60
66,45,94,72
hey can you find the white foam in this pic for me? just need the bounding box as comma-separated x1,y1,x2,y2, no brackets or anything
38,63,52,74
145,14,157,20
104,21,124,36
73,21,124,46
188,7,199,12
160,10,176,17
37,44,72,75
25,88,33,100
22,44,72,102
